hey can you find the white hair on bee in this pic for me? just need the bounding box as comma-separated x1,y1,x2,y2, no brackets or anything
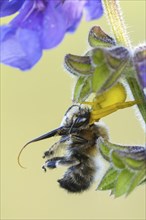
93,148,109,186
95,121,109,141
19,104,112,192
91,123,109,185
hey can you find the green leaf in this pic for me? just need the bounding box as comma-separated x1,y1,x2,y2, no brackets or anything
127,169,146,195
114,169,135,197
64,54,93,76
88,26,116,48
111,151,125,169
73,76,92,102
97,167,119,190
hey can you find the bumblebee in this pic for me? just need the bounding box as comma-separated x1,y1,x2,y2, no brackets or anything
18,83,137,192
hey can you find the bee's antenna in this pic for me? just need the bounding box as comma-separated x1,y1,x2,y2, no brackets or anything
17,126,65,169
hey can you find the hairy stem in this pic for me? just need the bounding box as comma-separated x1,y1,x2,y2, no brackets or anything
103,0,131,48
102,0,146,124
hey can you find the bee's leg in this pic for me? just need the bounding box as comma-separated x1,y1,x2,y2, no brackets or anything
83,95,104,110
57,157,79,167
43,142,60,158
43,136,69,158
42,157,62,171
42,156,79,171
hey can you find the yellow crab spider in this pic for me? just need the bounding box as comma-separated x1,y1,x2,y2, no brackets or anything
83,82,137,124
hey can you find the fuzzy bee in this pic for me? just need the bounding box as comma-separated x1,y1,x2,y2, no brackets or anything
18,83,137,192
19,105,109,192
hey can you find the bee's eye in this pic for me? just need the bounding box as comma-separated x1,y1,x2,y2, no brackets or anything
74,116,88,128
61,105,90,128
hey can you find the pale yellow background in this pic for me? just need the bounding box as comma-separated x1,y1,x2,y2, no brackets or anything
1,1,146,220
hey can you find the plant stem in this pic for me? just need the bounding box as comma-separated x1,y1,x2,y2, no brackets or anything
102,0,146,124
103,0,131,49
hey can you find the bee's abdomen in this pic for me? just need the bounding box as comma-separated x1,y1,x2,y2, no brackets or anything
58,162,95,193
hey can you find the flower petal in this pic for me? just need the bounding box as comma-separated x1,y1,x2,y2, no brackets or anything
42,0,86,48
62,0,86,32
41,0,67,49
10,1,39,28
134,45,146,89
0,0,104,70
137,62,146,88
85,0,103,21
0,25,42,70
0,0,25,17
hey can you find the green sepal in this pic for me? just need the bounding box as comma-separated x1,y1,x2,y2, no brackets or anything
97,167,119,190
91,48,105,65
139,178,146,185
98,138,110,161
64,54,93,76
98,138,131,158
73,76,92,102
88,26,116,48
97,138,146,197
111,151,125,169
111,147,146,170
92,63,109,92
91,46,130,93
98,138,127,161
99,139,146,170
98,138,146,154
127,169,146,195
114,169,135,197
122,155,146,170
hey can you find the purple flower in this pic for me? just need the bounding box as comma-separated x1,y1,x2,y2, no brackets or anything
134,45,146,90
0,0,25,17
0,0,103,70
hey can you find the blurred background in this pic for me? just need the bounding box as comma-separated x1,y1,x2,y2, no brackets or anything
1,1,146,219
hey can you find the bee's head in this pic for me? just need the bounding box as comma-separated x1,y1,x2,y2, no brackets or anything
61,105,90,131
18,105,90,168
